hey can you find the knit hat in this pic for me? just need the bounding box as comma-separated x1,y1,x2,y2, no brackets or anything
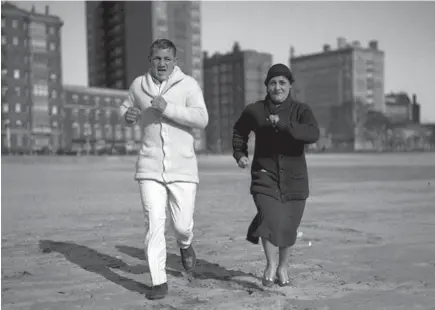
264,63,294,86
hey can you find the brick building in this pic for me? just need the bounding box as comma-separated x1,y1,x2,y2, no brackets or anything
1,3,63,153
385,92,420,125
290,38,385,150
203,42,272,153
61,85,141,154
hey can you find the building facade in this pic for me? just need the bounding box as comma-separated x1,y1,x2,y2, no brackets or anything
1,3,63,154
203,43,272,153
385,92,420,125
61,85,141,154
86,1,205,150
290,38,385,149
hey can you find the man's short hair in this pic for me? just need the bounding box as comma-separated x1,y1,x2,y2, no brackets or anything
149,39,177,57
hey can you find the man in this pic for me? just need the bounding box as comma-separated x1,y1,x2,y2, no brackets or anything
120,39,208,300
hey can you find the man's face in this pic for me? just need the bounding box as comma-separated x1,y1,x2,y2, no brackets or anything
149,48,176,82
267,76,291,103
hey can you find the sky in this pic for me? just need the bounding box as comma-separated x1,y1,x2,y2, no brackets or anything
12,1,435,123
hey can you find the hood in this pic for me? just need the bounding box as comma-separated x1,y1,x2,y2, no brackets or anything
141,66,186,98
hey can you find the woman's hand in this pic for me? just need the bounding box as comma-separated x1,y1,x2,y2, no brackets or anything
238,156,250,169
269,114,280,126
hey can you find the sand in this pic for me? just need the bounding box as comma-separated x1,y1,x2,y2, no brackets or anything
2,153,435,310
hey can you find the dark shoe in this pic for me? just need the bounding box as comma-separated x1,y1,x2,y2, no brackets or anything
276,272,292,287
180,245,196,272
146,282,168,300
262,277,275,288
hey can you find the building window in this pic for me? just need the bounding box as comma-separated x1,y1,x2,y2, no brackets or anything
49,27,55,35
16,120,22,127
52,105,58,115
115,80,123,89
105,124,113,139
51,90,57,98
94,124,102,139
72,122,80,139
50,73,57,81
29,22,46,37
105,109,111,119
124,127,132,140
2,86,7,96
1,68,7,77
72,94,79,102
84,123,92,137
31,38,47,52
72,108,79,118
94,110,100,121
33,84,49,96
2,35,7,45
52,120,58,128
13,69,20,79
12,19,18,28
15,87,21,96
15,103,21,113
12,36,19,46
115,124,122,140
2,103,9,113
49,42,56,51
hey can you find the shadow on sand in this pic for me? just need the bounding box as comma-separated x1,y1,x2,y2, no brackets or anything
39,240,151,294
116,245,264,292
39,240,264,294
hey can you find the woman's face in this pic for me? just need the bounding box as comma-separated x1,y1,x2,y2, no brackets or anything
267,76,291,103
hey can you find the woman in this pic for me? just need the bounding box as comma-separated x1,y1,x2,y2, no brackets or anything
232,63,319,287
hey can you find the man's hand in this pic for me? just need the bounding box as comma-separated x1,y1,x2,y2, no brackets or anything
238,156,250,169
151,96,168,112
269,114,280,126
125,107,141,124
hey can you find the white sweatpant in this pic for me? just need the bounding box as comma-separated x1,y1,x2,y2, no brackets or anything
138,179,197,286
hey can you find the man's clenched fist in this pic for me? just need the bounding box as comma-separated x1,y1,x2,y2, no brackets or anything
125,107,141,124
150,96,168,112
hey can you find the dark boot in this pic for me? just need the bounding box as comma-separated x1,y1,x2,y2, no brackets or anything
180,245,196,272
146,282,168,300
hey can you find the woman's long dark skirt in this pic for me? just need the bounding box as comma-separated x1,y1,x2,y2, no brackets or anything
246,194,306,247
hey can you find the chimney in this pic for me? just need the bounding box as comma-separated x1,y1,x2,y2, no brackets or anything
369,40,378,50
412,93,417,105
31,5,35,13
337,37,346,49
45,5,49,15
290,46,295,58
323,44,331,52
352,40,361,47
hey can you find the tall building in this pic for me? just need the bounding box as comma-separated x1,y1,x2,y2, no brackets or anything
1,3,63,154
203,43,272,153
86,1,205,150
290,38,385,149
